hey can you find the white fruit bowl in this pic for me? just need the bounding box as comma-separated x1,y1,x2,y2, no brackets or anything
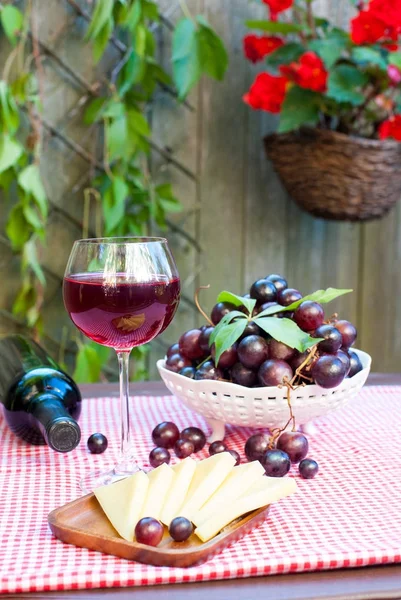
157,349,371,441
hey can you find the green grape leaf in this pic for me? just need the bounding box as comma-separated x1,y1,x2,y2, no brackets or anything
1,5,23,46
12,280,36,317
124,0,142,32
0,81,19,133
172,18,201,100
18,164,47,217
209,310,247,346
265,43,304,68
126,108,150,137
103,175,129,234
278,86,320,133
255,287,353,318
155,183,182,213
246,20,304,33
0,135,23,173
327,65,368,106
85,0,114,40
255,317,321,352
214,319,248,365
83,97,107,124
93,19,113,62
22,239,46,286
197,17,228,81
22,204,43,230
6,203,31,250
216,290,256,315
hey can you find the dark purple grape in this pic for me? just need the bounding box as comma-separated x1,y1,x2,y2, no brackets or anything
152,422,180,449
165,353,192,373
179,366,196,379
195,360,223,381
278,288,302,307
180,427,206,452
269,339,295,361
336,349,351,376
238,335,269,370
211,302,237,325
135,517,164,546
226,449,241,465
87,432,108,454
209,440,227,455
291,351,311,371
262,449,291,477
266,274,288,293
239,320,263,339
277,432,308,464
230,362,257,387
245,433,269,462
258,359,293,386
149,447,170,467
211,343,238,369
348,350,363,377
299,458,319,479
199,326,214,353
166,343,180,358
179,329,204,360
314,325,342,354
311,355,346,389
335,320,357,349
174,438,194,458
169,517,193,542
250,279,277,303
294,301,324,332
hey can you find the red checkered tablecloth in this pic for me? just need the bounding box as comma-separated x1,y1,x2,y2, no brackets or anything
1,385,401,593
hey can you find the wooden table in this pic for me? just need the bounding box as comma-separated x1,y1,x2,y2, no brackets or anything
6,375,401,600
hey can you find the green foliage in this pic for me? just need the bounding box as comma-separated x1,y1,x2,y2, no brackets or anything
309,29,350,68
0,5,23,46
351,47,387,70
265,43,304,68
256,288,353,317
327,65,369,106
246,20,304,33
278,87,320,133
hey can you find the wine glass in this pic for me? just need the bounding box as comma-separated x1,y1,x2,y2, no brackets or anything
63,237,180,492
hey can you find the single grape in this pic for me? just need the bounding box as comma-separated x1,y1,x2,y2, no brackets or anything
169,517,194,542
211,302,237,325
258,359,293,386
269,339,295,361
179,329,205,360
335,320,357,349
238,335,269,370
336,349,351,376
253,302,280,316
195,360,223,381
277,432,308,464
199,326,214,353
149,447,170,468
239,320,263,339
211,342,238,369
152,422,180,449
294,301,324,332
291,351,311,371
245,433,269,462
230,362,257,387
174,438,194,458
226,449,241,465
262,449,291,477
266,274,288,293
179,366,196,379
87,432,108,454
299,458,319,479
180,426,206,452
278,288,302,307
314,324,343,354
135,517,164,546
250,279,277,303
166,343,180,358
311,355,346,389
165,353,192,373
209,440,227,455
348,350,363,377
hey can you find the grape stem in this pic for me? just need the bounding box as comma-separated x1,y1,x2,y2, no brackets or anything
290,345,318,387
194,285,214,325
325,312,338,325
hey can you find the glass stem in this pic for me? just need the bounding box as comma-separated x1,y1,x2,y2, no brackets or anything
117,350,133,461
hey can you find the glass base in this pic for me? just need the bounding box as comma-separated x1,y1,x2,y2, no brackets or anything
80,459,144,494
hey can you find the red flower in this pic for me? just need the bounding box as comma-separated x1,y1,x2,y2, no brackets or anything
388,64,401,85
383,42,399,51
243,72,288,113
350,10,387,44
279,51,328,93
379,115,401,141
262,0,293,19
370,0,401,28
243,35,284,63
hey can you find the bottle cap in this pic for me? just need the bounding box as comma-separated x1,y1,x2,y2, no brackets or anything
46,418,81,453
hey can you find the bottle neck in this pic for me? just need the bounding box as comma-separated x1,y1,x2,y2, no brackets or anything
29,393,81,453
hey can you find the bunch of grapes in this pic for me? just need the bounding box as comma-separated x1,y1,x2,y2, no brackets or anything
165,274,362,390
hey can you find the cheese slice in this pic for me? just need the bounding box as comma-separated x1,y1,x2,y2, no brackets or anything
175,452,236,521
94,470,149,541
192,460,265,527
195,476,297,542
140,463,174,521
160,457,197,526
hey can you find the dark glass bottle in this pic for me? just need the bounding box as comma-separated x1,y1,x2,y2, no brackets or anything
0,334,82,452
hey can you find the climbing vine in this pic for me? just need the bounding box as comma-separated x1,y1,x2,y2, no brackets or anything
1,0,227,382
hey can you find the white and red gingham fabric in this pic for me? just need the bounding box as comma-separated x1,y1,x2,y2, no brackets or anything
1,385,401,593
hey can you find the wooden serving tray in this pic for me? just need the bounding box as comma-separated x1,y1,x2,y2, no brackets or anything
48,493,270,568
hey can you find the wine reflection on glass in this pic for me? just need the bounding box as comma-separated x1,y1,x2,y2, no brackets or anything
63,237,180,492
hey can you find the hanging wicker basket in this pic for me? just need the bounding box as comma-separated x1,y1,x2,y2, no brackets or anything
264,128,401,221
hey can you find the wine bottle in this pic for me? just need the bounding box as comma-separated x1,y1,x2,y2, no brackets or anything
0,334,82,452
